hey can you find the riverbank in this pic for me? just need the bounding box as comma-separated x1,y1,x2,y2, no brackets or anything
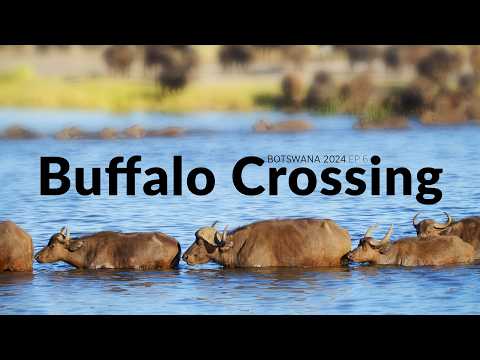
0,69,280,113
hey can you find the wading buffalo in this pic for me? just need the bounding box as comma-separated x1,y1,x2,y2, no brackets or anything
413,212,480,256
253,119,314,133
182,219,351,268
0,221,33,272
35,227,181,270
348,225,475,266
0,126,41,140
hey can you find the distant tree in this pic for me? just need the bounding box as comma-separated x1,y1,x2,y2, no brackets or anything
35,45,71,53
103,45,135,75
306,71,336,109
218,45,255,70
342,46,379,69
470,47,480,76
252,45,283,54
157,70,190,93
416,48,462,84
143,46,198,92
457,73,478,96
339,73,375,113
385,86,427,116
280,46,311,69
281,73,304,108
383,46,402,71
402,46,433,66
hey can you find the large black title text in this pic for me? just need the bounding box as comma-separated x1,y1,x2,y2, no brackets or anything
40,156,443,205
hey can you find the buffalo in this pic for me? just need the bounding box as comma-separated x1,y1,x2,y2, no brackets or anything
55,127,120,140
0,221,33,272
348,224,474,266
35,227,181,270
123,125,186,139
182,219,351,268
54,126,186,140
413,212,480,257
253,119,314,133
0,126,41,140
146,127,185,137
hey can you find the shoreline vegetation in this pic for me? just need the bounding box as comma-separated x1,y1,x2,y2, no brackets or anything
0,68,280,113
1,46,480,129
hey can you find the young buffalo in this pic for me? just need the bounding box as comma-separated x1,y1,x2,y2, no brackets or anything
0,221,33,272
35,227,181,270
182,219,351,268
413,212,480,257
348,225,475,267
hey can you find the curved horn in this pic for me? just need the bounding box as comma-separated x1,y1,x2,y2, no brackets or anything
222,225,229,242
366,225,393,247
380,225,393,245
211,221,219,228
434,212,453,230
364,224,379,238
412,212,422,227
60,226,67,236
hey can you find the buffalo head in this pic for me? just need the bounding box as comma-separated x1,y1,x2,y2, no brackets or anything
35,226,85,263
413,212,453,237
348,224,393,263
182,222,232,265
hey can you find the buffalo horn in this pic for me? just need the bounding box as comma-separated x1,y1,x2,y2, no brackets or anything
434,212,453,230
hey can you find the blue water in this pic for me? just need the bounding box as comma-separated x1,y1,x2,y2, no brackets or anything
1,108,480,314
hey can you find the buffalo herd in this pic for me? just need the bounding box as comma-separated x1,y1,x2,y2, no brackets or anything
0,213,479,272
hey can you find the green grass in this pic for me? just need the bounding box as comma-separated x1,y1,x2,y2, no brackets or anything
0,67,280,113
360,104,393,123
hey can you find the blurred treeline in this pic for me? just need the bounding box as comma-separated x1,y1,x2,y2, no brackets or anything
1,45,479,124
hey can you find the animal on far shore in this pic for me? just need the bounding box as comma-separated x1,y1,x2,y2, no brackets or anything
182,219,351,268
413,212,480,258
348,224,475,266
355,116,409,130
0,221,33,272
0,126,41,140
253,119,314,133
55,127,121,140
35,227,181,270
54,125,186,140
123,125,186,138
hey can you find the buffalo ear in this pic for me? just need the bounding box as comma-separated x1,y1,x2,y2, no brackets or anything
219,241,234,252
378,244,390,255
68,240,85,252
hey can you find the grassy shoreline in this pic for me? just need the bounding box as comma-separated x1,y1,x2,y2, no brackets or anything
0,70,281,114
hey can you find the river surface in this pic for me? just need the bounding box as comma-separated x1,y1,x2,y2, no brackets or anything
1,108,480,314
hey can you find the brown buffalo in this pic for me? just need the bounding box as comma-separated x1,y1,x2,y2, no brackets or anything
55,127,120,140
253,119,314,133
355,116,409,130
0,126,41,140
413,212,480,257
348,224,475,266
98,128,119,139
123,125,146,139
0,221,33,272
146,127,185,137
182,219,351,268
54,127,87,140
35,227,181,270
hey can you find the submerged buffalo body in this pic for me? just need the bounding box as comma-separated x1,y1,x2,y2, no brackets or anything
0,221,33,272
348,225,475,266
35,227,181,270
413,212,480,256
253,120,314,133
183,219,352,268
